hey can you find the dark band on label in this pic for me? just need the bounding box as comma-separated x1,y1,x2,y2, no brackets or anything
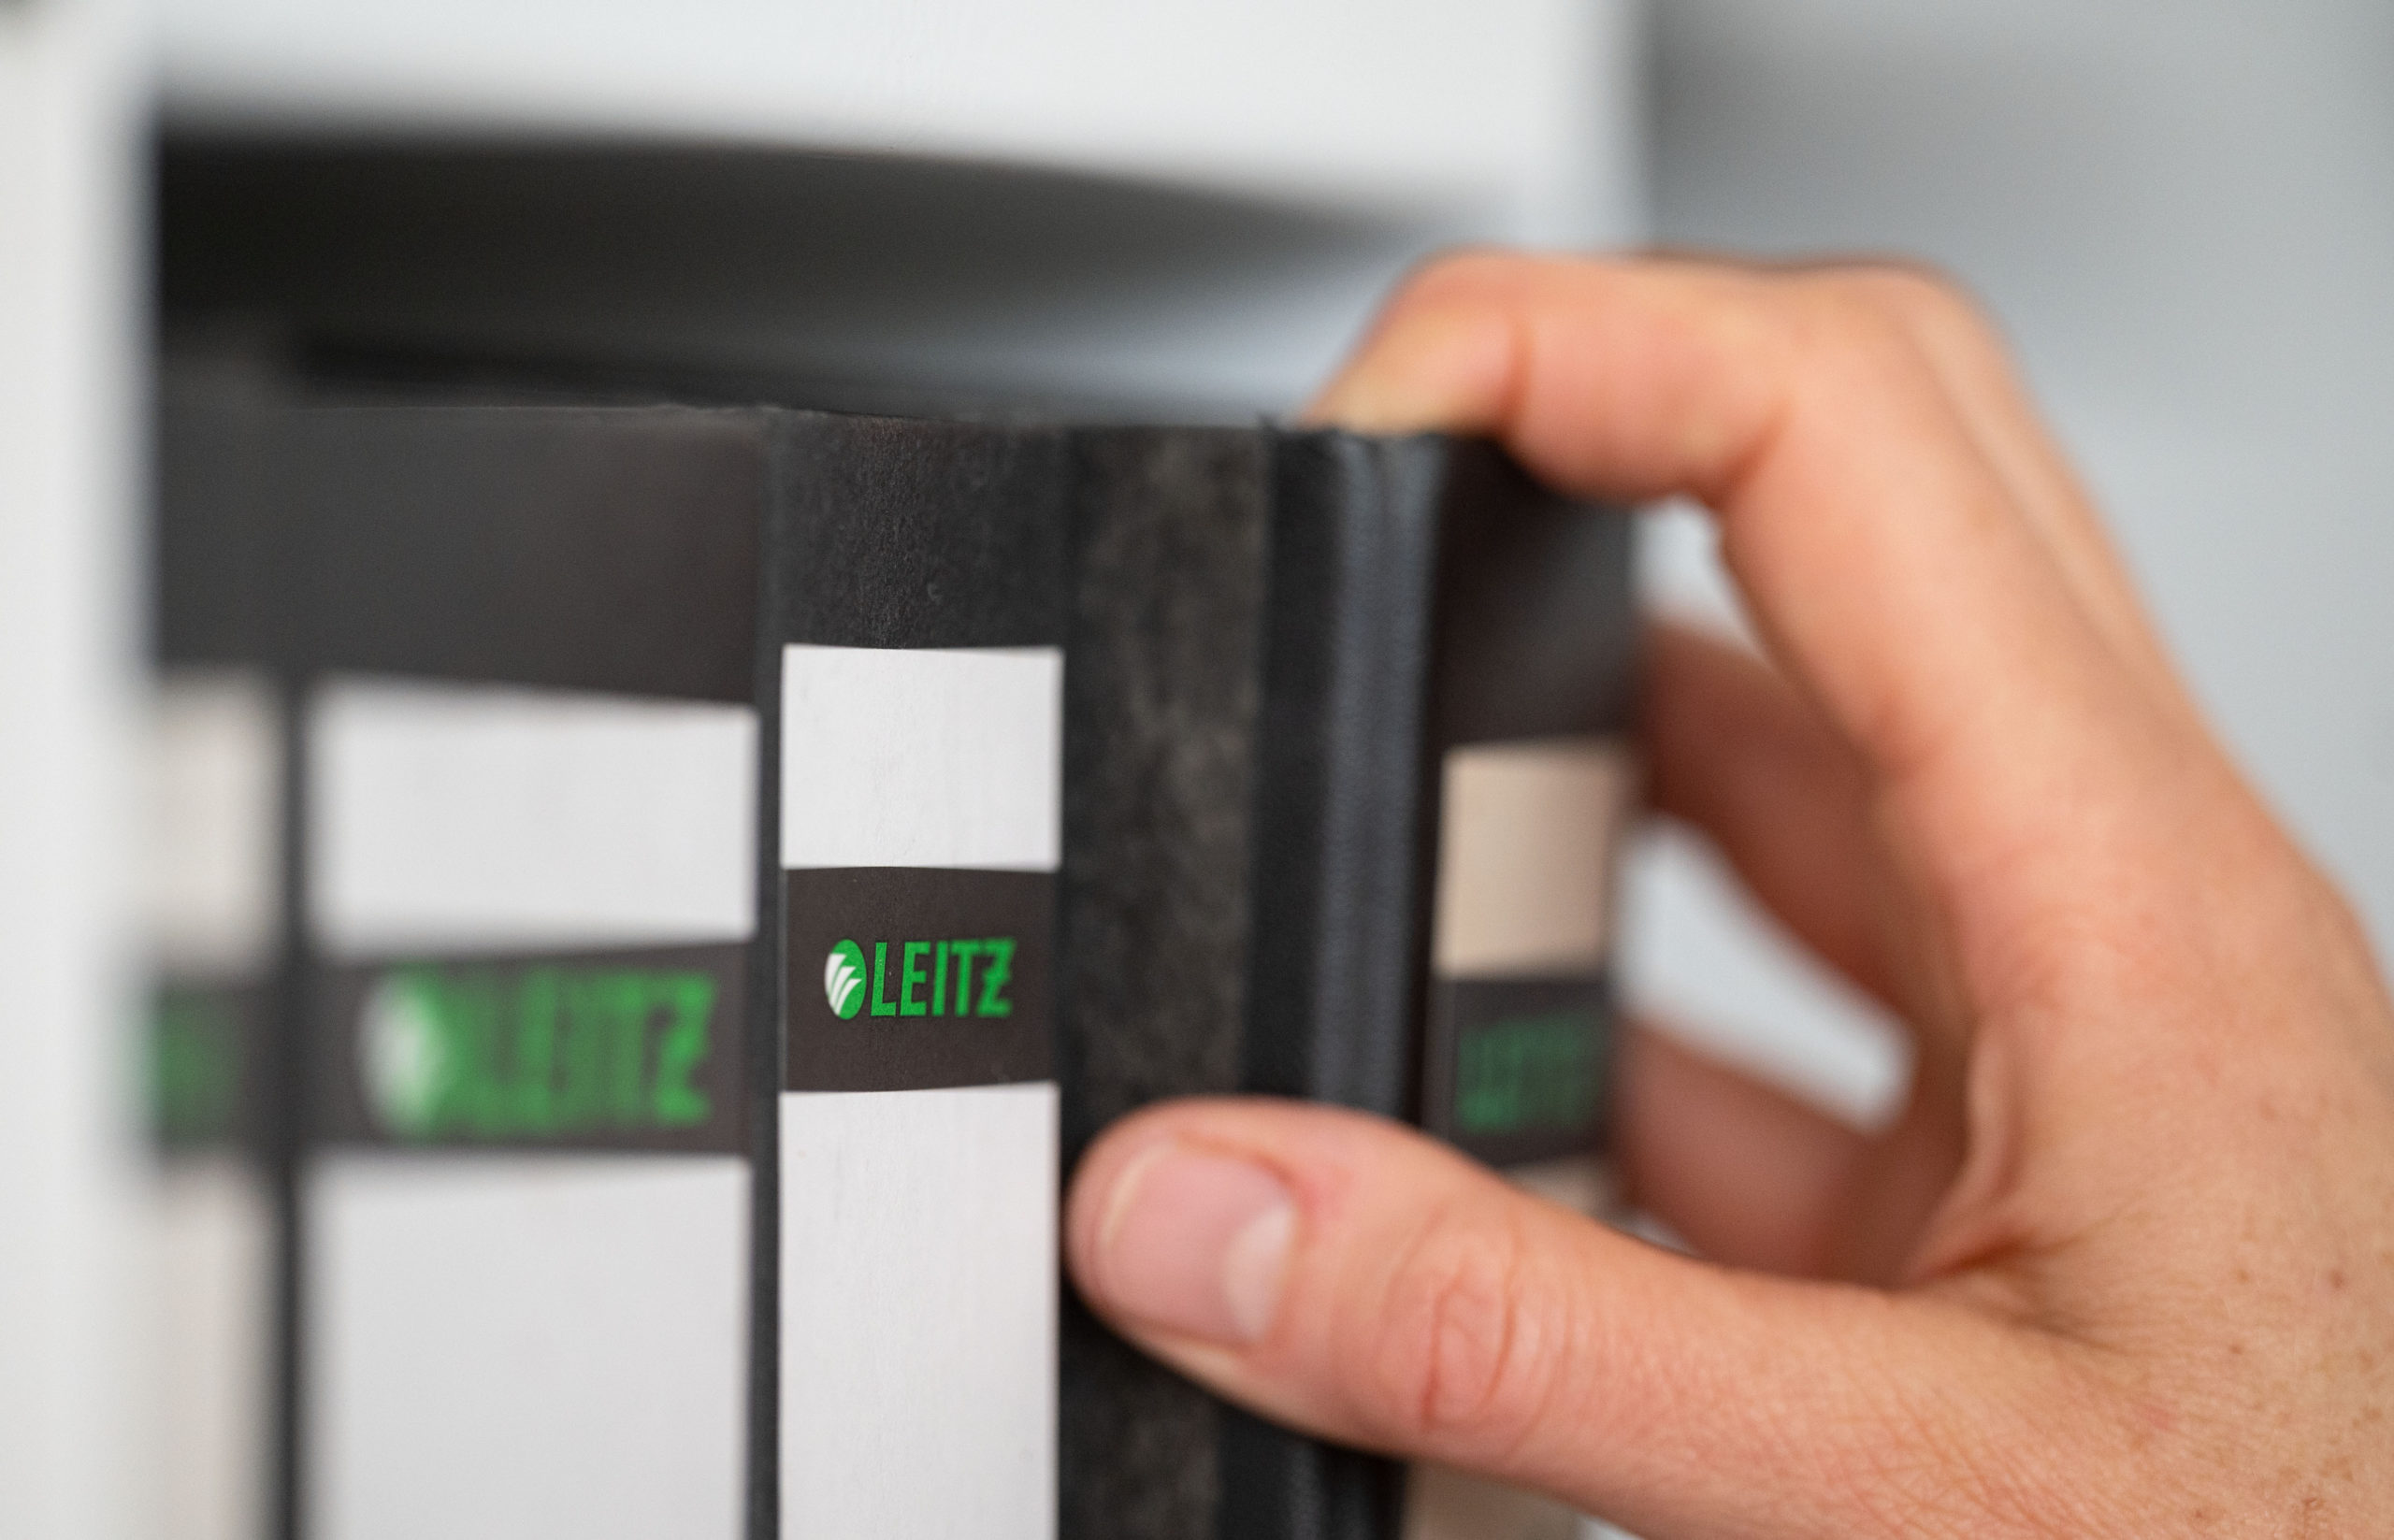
313,943,747,1154
785,868,1054,1092
1421,974,1613,1169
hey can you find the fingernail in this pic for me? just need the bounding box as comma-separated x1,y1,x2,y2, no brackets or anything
1095,1144,1296,1346
1303,361,1439,433
1297,372,1379,428
1299,312,1506,433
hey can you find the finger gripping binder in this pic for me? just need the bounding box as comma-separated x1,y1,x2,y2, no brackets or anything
163,383,1633,1540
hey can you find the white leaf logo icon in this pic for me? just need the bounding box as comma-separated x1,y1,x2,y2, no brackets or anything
824,941,867,1019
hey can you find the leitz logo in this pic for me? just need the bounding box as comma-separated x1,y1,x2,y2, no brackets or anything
361,964,716,1140
1455,1009,1600,1137
824,936,1017,1019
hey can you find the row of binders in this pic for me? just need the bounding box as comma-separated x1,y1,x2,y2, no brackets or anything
147,355,1639,1540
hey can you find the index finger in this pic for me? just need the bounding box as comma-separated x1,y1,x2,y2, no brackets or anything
1310,252,2196,965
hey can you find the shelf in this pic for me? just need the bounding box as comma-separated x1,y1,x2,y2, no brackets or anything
158,0,1641,245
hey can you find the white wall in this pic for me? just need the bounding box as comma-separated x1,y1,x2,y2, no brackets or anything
1629,0,2394,1120
0,0,148,1534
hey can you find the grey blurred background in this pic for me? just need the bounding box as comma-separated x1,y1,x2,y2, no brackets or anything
1628,0,2394,1125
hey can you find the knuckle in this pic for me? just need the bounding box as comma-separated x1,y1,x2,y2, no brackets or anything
1833,264,2007,363
1851,261,1983,327
1357,1203,1557,1458
1782,273,1929,379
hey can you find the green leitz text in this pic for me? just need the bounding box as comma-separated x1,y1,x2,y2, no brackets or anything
827,937,1017,1019
362,965,717,1141
1455,1010,1602,1137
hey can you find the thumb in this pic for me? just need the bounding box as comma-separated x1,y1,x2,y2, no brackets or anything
1065,1098,2097,1539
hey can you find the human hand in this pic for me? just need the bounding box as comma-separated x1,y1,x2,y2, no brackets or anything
1062,253,2394,1536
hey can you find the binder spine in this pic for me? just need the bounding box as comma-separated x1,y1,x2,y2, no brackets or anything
1059,427,1273,1540
1246,434,1445,1119
281,406,766,1540
1418,443,1639,1173
1406,442,1638,1540
1228,433,1450,1540
770,415,1068,1540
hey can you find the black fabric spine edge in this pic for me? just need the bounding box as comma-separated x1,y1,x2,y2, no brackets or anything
1224,430,1450,1540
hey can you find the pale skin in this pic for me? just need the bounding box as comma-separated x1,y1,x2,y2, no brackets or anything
1062,253,2394,1536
